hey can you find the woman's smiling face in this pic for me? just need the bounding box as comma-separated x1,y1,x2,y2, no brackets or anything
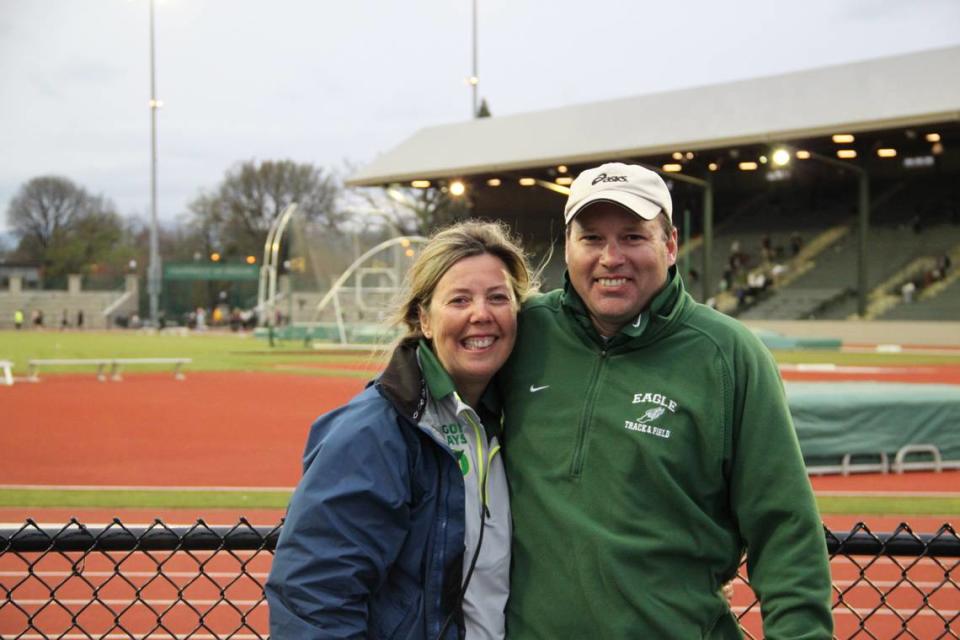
420,253,518,404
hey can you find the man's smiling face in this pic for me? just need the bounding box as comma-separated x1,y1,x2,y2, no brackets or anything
564,202,677,337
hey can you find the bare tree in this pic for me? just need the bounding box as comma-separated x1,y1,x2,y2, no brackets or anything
350,185,472,236
7,176,104,251
189,159,344,258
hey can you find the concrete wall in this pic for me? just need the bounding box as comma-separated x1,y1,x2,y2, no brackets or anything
0,274,139,329
744,320,960,347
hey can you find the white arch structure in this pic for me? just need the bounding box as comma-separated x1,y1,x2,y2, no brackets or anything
256,203,299,326
313,235,427,344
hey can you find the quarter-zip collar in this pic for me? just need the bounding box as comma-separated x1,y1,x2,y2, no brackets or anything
560,265,687,348
418,339,503,439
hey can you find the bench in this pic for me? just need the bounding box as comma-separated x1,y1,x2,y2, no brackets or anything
26,358,192,382
0,360,13,386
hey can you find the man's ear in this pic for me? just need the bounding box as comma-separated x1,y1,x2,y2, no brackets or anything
666,227,679,266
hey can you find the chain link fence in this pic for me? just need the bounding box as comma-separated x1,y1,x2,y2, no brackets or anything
1,519,957,638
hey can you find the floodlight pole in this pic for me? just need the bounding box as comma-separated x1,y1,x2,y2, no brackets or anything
471,0,479,117
639,165,714,302
147,0,162,326
806,152,870,317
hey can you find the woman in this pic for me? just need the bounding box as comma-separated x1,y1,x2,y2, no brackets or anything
266,221,538,640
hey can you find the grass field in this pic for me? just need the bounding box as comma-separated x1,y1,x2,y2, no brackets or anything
0,329,385,378
1,488,957,515
4,329,959,373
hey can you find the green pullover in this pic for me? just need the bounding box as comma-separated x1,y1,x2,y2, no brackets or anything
500,269,832,639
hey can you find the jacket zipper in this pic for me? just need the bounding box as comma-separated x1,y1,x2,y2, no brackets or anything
464,412,498,516
569,347,608,477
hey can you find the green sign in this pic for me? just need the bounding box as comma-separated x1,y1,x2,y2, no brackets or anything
163,263,259,281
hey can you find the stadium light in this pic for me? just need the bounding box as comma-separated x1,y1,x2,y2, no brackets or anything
772,148,791,167
210,252,221,262
411,180,431,188
449,180,466,197
245,255,256,265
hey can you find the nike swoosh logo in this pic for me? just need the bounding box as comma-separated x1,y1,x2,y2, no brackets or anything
529,384,550,393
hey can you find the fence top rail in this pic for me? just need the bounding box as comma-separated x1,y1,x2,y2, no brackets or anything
1,520,956,556
0,521,282,553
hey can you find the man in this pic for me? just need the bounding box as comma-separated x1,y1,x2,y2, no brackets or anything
500,163,832,638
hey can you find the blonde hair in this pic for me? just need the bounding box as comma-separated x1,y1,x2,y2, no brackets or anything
392,220,538,346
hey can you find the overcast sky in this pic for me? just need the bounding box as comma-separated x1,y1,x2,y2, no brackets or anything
2,0,959,236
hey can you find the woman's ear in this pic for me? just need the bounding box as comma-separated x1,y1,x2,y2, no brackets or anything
419,304,432,339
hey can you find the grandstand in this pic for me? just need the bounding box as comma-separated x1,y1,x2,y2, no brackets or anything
346,46,960,322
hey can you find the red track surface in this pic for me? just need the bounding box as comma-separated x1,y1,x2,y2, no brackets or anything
779,363,960,384
1,372,364,488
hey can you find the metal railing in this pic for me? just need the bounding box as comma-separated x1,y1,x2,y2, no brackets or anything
1,519,958,639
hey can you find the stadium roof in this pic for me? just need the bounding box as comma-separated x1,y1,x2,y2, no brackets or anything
347,45,960,187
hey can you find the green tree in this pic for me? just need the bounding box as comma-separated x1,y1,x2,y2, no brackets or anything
188,159,344,260
6,176,133,284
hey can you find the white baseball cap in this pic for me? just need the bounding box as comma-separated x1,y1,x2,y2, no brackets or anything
563,162,673,225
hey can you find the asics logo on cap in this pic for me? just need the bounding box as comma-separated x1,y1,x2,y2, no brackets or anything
591,173,628,186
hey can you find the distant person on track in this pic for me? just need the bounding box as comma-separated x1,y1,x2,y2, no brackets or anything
13,308,24,330
498,162,833,638
267,221,538,640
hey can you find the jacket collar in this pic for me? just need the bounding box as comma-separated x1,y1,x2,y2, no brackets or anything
377,338,502,432
560,266,687,345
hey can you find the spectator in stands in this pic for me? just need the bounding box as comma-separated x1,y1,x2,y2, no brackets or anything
938,253,952,277
267,221,538,640
790,231,803,257
761,233,773,262
901,280,916,303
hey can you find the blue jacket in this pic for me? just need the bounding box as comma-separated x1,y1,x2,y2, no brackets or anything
266,342,467,639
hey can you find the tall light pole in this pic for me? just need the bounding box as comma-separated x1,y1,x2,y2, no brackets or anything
469,0,478,117
147,0,162,326
773,148,870,317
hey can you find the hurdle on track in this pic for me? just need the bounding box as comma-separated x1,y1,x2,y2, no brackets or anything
26,357,192,382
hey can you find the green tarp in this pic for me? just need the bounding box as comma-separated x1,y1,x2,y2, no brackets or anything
786,382,960,463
